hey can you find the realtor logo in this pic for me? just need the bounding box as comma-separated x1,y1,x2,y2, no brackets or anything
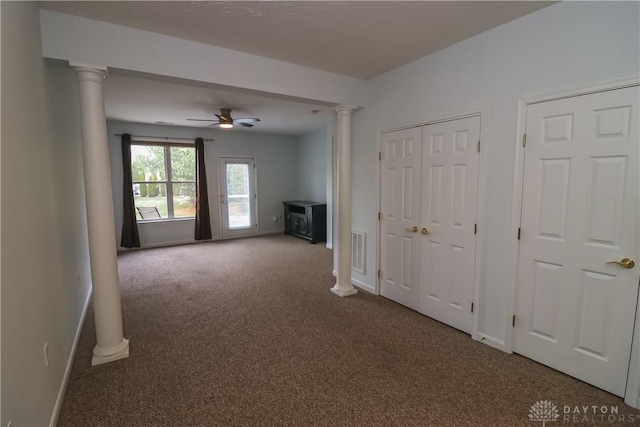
529,400,560,426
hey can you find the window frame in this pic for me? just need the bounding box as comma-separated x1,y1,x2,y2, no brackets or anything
130,141,196,222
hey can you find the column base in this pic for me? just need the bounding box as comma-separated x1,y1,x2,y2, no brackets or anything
91,338,130,366
330,285,358,297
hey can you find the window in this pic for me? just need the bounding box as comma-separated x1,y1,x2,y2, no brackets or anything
131,143,196,220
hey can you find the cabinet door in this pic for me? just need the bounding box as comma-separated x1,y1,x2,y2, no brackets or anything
304,210,312,237
290,215,304,236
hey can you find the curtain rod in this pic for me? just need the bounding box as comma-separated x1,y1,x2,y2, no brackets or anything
113,134,214,142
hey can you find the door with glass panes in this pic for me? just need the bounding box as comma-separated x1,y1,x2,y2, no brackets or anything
219,157,257,238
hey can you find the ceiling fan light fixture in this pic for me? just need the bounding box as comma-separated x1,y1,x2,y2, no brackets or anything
218,114,233,129
187,108,259,129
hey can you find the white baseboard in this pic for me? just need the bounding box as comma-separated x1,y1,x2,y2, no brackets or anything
117,230,285,252
329,272,375,294
49,287,92,427
352,278,376,294
255,229,283,237
117,239,197,251
476,333,506,352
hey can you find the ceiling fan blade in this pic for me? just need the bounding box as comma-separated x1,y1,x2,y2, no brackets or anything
237,122,254,128
187,118,218,122
235,118,261,124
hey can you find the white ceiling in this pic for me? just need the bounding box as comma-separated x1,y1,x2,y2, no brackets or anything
103,70,333,135
40,1,555,135
40,1,553,79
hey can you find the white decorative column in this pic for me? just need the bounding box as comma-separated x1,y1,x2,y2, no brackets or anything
331,105,358,297
71,62,129,366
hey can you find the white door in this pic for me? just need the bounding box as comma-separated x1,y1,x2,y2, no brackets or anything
219,157,258,238
418,116,481,334
514,86,639,396
380,127,422,310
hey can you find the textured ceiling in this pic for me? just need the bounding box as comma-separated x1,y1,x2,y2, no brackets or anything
40,1,554,79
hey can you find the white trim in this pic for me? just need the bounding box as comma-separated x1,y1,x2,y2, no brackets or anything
49,287,92,427
130,136,197,145
523,76,640,106
626,288,640,409
116,230,284,251
477,333,505,351
136,217,195,224
352,278,376,294
218,156,259,238
374,130,382,296
217,229,281,240
380,108,485,134
471,109,487,343
118,239,199,251
377,109,486,341
504,97,529,354
68,60,108,73
509,77,640,407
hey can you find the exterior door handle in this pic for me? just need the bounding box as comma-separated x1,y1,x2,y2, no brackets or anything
406,226,418,233
607,258,635,269
421,227,429,235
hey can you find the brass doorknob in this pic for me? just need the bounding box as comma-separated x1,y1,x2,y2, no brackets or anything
406,226,418,233
607,258,635,269
421,228,429,235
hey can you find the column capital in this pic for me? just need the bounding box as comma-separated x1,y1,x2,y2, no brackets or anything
69,61,109,80
334,105,358,114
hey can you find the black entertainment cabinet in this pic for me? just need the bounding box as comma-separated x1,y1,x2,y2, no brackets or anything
283,201,327,243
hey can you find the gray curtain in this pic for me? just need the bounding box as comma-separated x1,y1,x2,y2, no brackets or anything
121,133,141,248
195,138,212,240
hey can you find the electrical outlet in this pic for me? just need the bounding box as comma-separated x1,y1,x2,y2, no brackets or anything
43,342,49,367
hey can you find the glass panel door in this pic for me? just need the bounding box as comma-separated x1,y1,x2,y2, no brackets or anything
219,157,257,237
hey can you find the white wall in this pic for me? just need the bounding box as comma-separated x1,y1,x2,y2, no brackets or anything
297,129,327,203
1,3,91,426
108,121,300,248
39,9,368,107
351,1,640,347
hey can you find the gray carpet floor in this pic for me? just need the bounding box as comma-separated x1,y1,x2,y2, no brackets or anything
58,234,639,426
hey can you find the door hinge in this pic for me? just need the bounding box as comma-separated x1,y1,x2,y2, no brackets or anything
474,224,477,235
517,228,521,240
471,302,474,313
522,133,527,147
477,140,480,153
512,315,516,327
379,152,382,161
378,212,382,221
377,269,381,278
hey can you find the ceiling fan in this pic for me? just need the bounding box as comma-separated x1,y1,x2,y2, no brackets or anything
186,108,261,129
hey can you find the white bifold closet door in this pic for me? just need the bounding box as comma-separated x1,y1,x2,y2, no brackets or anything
380,116,481,334
380,127,423,310
418,116,480,334
513,86,639,397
